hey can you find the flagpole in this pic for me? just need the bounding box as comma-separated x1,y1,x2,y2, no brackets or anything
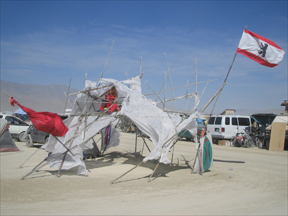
224,52,238,83
208,27,249,115
210,52,238,115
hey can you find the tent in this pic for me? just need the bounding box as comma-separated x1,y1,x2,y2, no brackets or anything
0,118,20,152
21,75,216,179
35,76,200,176
14,108,27,115
14,108,30,121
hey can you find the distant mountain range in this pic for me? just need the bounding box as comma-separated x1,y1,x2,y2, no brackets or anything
0,80,285,116
0,80,79,114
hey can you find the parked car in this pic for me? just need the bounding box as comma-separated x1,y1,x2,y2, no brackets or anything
0,114,30,141
25,125,50,147
25,114,69,147
178,118,206,141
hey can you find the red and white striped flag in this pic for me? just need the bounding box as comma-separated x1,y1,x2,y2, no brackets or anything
237,29,285,67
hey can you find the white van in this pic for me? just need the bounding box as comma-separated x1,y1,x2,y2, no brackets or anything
207,115,252,142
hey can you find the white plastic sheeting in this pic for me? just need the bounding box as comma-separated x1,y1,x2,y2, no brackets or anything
42,113,119,175
41,75,200,175
116,76,200,164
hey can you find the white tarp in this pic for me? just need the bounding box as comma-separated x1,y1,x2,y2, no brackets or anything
41,76,200,175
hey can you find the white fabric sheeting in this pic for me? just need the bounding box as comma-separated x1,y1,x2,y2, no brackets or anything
42,75,200,175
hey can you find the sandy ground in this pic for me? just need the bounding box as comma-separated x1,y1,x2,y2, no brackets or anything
1,132,287,216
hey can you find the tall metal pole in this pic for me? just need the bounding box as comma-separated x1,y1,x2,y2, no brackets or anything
210,52,238,115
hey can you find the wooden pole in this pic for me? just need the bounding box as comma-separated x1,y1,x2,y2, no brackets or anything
64,77,71,113
97,40,115,87
53,136,75,156
210,52,238,115
19,148,40,168
185,80,189,112
144,79,217,97
195,58,198,108
164,71,167,110
195,58,197,97
191,141,203,175
140,136,151,152
135,127,138,158
144,81,165,105
164,52,176,110
2,90,11,98
148,162,160,182
171,145,175,164
21,158,48,180
111,160,143,184
139,56,142,76
56,116,84,177
199,82,227,113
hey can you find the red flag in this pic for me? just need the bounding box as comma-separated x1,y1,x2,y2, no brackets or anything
10,97,68,137
237,29,285,67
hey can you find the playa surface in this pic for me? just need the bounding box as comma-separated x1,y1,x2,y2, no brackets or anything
1,132,287,215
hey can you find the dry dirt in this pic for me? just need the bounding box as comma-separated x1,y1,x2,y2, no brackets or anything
1,132,287,215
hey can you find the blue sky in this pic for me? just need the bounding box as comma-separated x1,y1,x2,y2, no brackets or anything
1,1,287,114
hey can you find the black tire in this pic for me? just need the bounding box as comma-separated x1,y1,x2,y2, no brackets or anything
44,136,49,144
18,131,25,142
234,139,242,147
26,134,34,147
256,139,262,148
230,137,236,146
264,139,270,149
186,138,192,141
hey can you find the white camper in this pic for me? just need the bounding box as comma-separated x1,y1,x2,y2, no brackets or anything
207,115,252,142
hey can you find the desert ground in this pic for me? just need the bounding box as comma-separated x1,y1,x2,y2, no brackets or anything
1,132,287,216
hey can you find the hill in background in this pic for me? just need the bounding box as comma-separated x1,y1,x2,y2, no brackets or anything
0,80,79,114
0,80,285,115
